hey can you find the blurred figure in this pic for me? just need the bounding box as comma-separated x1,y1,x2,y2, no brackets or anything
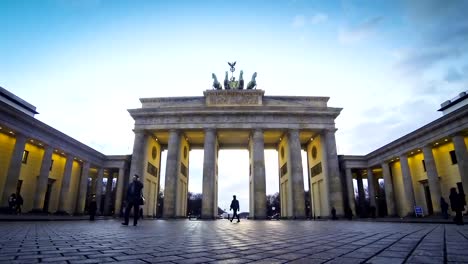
440,197,449,219
449,188,464,225
89,195,97,221
8,193,16,214
122,174,143,226
230,195,240,223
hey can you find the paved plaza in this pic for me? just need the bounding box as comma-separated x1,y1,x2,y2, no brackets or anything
0,219,467,264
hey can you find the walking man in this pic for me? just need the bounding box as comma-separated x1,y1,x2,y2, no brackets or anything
122,174,144,226
230,195,240,223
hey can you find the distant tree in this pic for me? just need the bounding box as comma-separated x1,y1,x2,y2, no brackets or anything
266,192,280,216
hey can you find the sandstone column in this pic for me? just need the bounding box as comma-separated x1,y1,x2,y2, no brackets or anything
202,129,217,219
251,129,267,219
163,130,181,218
129,131,149,182
287,129,306,218
323,130,344,216
453,135,468,197
57,156,74,213
32,145,54,211
76,161,90,214
367,168,377,210
114,167,125,216
95,168,104,214
345,168,356,215
104,173,114,215
400,154,416,216
2,133,27,206
422,145,442,214
381,162,396,216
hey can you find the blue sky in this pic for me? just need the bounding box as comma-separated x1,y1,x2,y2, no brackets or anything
1,0,468,212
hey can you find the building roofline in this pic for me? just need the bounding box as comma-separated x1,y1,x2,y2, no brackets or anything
0,86,39,114
438,91,468,111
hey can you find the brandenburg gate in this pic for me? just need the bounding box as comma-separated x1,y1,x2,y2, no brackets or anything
127,64,344,219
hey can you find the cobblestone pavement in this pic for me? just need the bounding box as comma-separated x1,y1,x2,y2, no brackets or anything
0,219,467,264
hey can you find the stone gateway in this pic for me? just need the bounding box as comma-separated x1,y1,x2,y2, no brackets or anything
127,89,343,219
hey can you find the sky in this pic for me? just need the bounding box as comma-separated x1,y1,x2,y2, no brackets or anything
1,0,468,212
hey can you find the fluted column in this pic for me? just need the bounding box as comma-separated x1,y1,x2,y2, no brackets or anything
202,129,217,219
95,168,104,214
367,168,377,209
251,129,267,219
104,173,114,215
400,154,416,216
287,129,306,218
32,145,54,211
76,161,90,214
163,130,181,218
114,167,125,216
422,146,442,214
381,162,396,216
323,130,344,216
129,131,149,182
453,135,468,197
345,168,356,215
2,133,27,206
57,156,74,213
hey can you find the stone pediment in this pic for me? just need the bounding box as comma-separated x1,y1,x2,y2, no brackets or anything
204,90,264,106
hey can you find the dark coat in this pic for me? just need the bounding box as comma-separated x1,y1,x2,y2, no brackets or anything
126,180,144,203
230,199,239,211
450,193,462,211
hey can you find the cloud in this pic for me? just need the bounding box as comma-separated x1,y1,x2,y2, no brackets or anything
445,68,463,82
310,13,328,25
338,16,383,44
292,15,306,28
292,13,328,28
396,1,468,76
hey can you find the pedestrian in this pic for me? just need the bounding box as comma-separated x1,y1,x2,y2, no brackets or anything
8,193,16,214
440,197,449,219
331,207,338,220
230,195,240,223
122,174,144,226
16,193,23,214
89,195,97,221
344,206,353,220
449,187,464,225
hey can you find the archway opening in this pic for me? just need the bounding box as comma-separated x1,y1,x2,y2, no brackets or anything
218,149,249,218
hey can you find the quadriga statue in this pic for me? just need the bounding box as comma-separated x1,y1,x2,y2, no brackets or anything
246,72,257,89
212,73,222,90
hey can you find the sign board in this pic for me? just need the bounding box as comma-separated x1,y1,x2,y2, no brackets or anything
414,206,423,217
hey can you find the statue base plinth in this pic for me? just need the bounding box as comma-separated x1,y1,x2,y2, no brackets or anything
204,89,264,106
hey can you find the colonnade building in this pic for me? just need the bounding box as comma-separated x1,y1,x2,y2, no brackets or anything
1,85,467,219
339,91,468,218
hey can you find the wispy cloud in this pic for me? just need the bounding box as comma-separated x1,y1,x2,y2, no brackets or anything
310,13,328,25
292,13,328,28
338,16,383,44
292,15,306,28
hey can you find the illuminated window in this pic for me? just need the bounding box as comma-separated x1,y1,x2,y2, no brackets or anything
449,150,458,165
22,150,29,164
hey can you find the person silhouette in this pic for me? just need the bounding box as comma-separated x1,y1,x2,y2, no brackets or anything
122,174,144,226
230,195,240,223
440,197,449,220
449,187,464,225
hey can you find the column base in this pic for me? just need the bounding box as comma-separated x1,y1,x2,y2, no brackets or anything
53,210,70,216
29,209,48,214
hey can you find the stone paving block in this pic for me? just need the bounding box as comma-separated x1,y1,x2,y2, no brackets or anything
326,257,366,264
366,256,405,264
172,257,216,264
69,257,115,263
207,258,252,264
142,255,186,263
406,255,444,263
248,258,286,264
287,258,328,264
